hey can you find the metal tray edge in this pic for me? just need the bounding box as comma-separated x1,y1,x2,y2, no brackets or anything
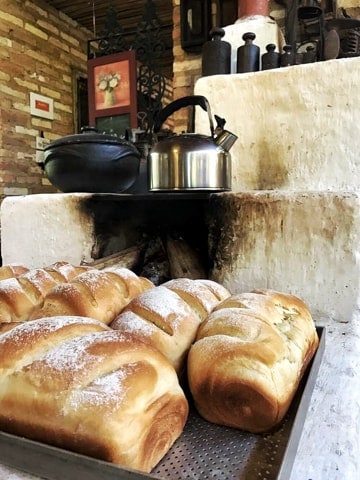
0,429,156,480
276,326,326,480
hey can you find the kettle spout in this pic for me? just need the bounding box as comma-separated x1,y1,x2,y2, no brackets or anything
214,130,238,152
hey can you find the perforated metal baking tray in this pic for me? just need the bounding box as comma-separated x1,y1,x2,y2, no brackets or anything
0,327,325,480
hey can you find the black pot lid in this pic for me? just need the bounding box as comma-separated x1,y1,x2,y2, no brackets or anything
45,126,135,149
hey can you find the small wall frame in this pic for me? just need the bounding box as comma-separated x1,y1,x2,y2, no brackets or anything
30,93,54,120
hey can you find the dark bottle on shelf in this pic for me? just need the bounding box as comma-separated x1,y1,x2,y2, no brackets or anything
261,43,280,70
280,44,296,67
302,45,317,64
201,27,231,77
236,32,260,73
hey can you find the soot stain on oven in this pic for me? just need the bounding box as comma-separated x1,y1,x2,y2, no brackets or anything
80,194,211,285
208,193,284,273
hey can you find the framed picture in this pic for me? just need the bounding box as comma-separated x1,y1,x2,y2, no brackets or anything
87,51,138,135
30,92,54,120
180,0,212,52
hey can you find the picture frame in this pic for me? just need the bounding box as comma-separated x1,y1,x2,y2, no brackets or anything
30,92,54,120
180,0,212,52
87,51,138,135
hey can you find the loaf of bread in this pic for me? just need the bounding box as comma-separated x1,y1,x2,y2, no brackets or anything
0,316,188,472
187,288,319,433
162,278,231,320
0,263,29,280
111,278,231,374
0,261,90,323
30,268,154,324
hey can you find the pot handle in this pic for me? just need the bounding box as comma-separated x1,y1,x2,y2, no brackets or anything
153,95,214,135
81,126,98,134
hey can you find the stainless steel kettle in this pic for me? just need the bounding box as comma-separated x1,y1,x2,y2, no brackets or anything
148,95,237,192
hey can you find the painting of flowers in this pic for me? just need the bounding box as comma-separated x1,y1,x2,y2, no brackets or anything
87,50,138,131
94,59,130,110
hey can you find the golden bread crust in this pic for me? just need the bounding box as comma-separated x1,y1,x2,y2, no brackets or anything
111,285,202,373
111,279,230,374
0,319,188,472
0,262,91,323
162,278,231,320
0,264,29,280
30,268,154,324
188,288,319,433
0,316,109,376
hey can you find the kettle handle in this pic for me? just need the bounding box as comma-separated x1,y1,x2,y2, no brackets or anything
153,95,214,135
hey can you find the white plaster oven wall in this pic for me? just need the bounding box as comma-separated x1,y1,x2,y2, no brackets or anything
0,194,95,268
195,57,360,192
207,191,360,323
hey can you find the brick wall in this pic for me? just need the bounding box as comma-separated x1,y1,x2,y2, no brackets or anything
0,0,90,197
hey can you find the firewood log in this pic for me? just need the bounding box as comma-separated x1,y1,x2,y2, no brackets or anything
165,235,207,280
81,245,141,271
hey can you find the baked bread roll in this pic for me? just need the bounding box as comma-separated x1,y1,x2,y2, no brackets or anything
187,289,319,433
0,261,90,323
162,278,231,320
30,268,154,324
111,279,231,374
0,316,188,472
111,285,202,374
0,263,29,280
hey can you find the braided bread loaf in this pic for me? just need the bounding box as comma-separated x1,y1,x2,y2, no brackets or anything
187,289,319,433
111,278,231,374
0,264,29,280
30,268,154,324
0,261,90,323
0,316,188,472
